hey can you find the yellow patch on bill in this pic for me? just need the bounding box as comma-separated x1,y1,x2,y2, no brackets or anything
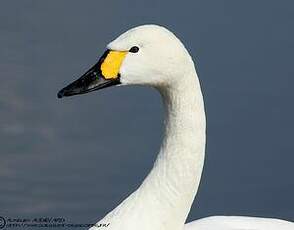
101,51,127,79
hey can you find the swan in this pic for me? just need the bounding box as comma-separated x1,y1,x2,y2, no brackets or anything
57,25,294,230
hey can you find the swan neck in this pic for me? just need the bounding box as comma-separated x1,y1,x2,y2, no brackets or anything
99,68,206,230
139,70,206,229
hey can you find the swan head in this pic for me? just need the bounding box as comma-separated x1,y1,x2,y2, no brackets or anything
58,24,193,98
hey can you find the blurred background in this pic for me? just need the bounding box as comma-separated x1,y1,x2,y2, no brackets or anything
0,0,293,228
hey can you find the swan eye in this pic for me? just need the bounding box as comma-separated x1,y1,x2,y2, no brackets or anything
129,46,139,53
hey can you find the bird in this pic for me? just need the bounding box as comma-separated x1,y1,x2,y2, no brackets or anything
58,25,294,230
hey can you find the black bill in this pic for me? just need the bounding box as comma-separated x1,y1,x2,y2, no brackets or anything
57,50,121,98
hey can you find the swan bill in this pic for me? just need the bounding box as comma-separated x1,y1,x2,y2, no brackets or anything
57,50,127,98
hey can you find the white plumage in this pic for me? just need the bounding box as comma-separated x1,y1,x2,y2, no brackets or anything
185,216,293,230
63,25,294,230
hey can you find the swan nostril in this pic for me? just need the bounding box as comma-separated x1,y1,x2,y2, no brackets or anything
93,72,99,79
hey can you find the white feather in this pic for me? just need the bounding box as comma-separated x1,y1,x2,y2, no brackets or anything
89,25,293,230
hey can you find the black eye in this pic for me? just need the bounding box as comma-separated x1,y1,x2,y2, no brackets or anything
129,46,139,53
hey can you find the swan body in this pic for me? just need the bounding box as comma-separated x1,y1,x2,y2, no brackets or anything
58,25,294,230
185,216,294,230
